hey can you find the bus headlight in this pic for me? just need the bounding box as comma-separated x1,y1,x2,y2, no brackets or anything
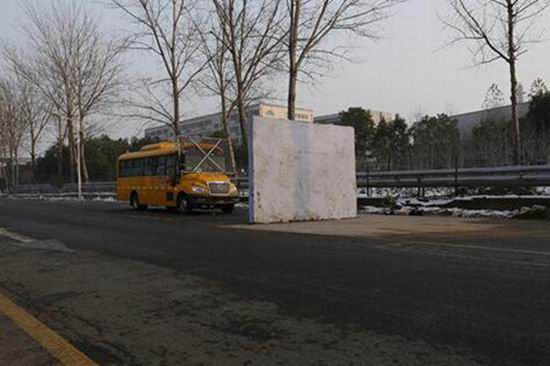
191,185,208,193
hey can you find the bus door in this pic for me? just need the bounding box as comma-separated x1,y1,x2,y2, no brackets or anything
159,154,178,205
153,156,169,205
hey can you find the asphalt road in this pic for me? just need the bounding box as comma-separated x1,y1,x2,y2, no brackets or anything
1,198,550,365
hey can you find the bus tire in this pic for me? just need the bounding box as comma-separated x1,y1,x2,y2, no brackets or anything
177,193,193,214
130,192,147,211
221,204,234,214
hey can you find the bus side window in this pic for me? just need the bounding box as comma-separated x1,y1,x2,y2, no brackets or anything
166,155,176,176
131,160,138,177
144,158,151,176
135,159,144,176
127,160,134,176
145,157,158,176
157,156,166,176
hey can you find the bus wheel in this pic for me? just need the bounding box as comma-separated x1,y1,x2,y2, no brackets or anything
177,194,193,214
221,204,235,214
130,192,147,211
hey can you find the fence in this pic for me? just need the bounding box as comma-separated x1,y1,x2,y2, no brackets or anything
356,165,550,189
9,165,550,195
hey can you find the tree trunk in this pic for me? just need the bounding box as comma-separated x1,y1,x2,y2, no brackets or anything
30,129,37,182
509,60,520,165
8,148,15,191
507,1,521,165
225,4,248,152
229,47,248,150
13,149,19,188
236,92,248,150
57,141,64,181
221,94,238,176
30,151,36,183
288,68,298,121
77,116,89,183
67,115,76,183
80,129,89,183
57,118,64,181
172,79,181,139
287,0,300,121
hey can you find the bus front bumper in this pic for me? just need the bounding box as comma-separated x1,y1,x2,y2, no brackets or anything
190,195,239,207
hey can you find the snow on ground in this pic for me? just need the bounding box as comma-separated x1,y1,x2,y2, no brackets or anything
358,187,550,199
92,196,117,202
360,206,518,219
358,187,456,199
5,193,117,203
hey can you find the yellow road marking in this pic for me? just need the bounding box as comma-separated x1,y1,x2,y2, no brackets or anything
0,292,97,366
0,226,96,365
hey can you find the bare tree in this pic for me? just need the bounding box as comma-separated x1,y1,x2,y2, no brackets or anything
211,0,286,148
0,115,7,188
70,21,127,182
197,26,238,173
3,6,77,182
111,0,206,138
17,76,52,179
0,77,28,190
482,83,505,110
285,0,405,120
4,1,127,183
443,0,550,165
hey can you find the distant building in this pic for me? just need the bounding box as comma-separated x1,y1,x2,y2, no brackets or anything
144,102,314,145
0,157,33,187
315,110,396,125
449,102,530,138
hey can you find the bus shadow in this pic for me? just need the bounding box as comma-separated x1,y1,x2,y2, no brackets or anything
121,206,249,224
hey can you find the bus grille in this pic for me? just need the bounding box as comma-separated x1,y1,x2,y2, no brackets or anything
209,182,230,195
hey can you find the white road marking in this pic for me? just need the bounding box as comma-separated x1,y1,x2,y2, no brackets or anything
0,228,34,243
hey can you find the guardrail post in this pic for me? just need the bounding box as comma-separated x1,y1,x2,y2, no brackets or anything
454,163,459,197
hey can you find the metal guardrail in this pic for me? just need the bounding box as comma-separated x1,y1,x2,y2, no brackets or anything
12,182,116,194
9,165,550,195
356,165,550,189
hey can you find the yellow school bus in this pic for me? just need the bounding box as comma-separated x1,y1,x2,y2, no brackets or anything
116,140,239,213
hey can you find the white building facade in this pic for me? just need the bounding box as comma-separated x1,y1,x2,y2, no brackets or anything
144,103,314,145
449,102,530,138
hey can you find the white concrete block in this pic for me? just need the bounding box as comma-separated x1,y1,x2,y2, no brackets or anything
248,117,357,224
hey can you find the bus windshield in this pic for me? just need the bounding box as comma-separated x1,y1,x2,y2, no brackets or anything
184,148,227,173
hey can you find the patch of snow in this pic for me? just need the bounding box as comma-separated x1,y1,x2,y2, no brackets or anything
457,194,550,200
446,208,517,219
361,206,391,215
397,198,454,207
360,186,550,200
360,205,518,219
91,196,116,202
7,193,118,202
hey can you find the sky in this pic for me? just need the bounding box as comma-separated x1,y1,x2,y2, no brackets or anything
1,0,550,138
